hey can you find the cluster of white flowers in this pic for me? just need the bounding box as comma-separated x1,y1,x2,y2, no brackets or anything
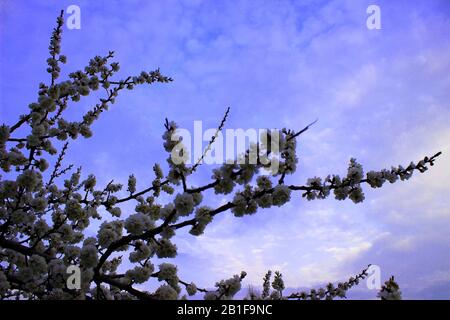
366,170,385,188
208,271,247,300
256,176,272,190
189,206,213,236
157,263,179,290
106,206,121,217
0,147,28,172
271,185,291,206
186,282,197,296
382,168,398,183
81,268,95,292
129,241,153,262
299,158,392,204
83,174,97,191
348,186,365,203
29,255,48,276
192,192,203,206
279,130,298,175
64,199,84,221
89,285,114,300
157,263,177,281
125,264,154,284
235,163,258,185
80,243,98,268
16,170,42,191
153,163,164,179
332,176,350,200
162,121,179,152
284,270,371,300
59,223,83,243
124,213,154,235
212,164,238,194
271,271,285,294
231,194,246,217
256,194,273,208
64,245,81,262
347,158,364,184
174,192,195,216
155,239,177,258
377,276,402,300
31,196,48,212
135,197,160,220
231,193,257,217
161,226,175,239
304,177,330,200
155,284,178,300
204,291,219,300
98,221,123,248
47,259,67,289
159,203,175,220
261,271,272,299
231,183,292,216
127,174,136,194
11,209,35,225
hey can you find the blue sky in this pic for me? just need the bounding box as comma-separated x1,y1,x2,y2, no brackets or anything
1,0,449,299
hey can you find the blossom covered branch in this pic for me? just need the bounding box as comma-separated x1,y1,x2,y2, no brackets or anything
0,12,440,300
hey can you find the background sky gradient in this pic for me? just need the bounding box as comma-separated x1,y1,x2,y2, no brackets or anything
1,0,449,299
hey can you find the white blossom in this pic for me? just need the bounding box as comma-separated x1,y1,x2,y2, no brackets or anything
204,291,218,300
256,176,272,190
157,263,178,283
80,244,98,268
174,192,195,216
31,197,48,211
160,203,175,220
153,163,164,179
348,187,365,204
366,171,385,188
124,213,154,235
155,284,178,300
272,185,291,206
186,282,197,296
126,264,154,284
257,193,273,208
129,241,153,262
189,206,213,236
378,276,402,300
98,221,123,248
64,245,81,260
29,254,48,276
127,174,136,194
231,194,247,217
16,170,42,191
347,158,364,184
155,239,177,258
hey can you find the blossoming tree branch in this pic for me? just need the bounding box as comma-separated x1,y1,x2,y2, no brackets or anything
0,11,441,300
